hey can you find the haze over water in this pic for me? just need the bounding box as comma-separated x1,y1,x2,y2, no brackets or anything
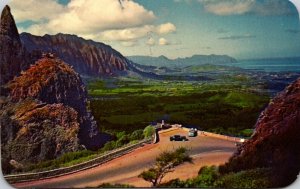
225,58,300,73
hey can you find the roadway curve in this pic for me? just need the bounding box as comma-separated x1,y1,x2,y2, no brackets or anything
13,128,237,188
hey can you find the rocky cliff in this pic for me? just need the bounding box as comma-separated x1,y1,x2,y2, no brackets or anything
8,57,103,149
0,5,29,85
20,33,130,77
0,99,80,173
220,78,300,187
1,57,105,174
0,6,106,174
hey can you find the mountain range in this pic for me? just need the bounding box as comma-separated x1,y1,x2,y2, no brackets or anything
19,33,239,78
128,55,237,68
20,32,130,77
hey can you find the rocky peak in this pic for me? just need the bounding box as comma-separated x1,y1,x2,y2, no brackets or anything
9,57,86,111
0,98,81,174
0,5,20,41
221,78,300,187
0,5,29,85
8,57,103,149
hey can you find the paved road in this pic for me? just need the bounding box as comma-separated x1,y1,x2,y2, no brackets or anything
13,129,237,188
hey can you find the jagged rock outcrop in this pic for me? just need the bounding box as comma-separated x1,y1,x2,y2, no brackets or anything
0,99,80,174
8,57,103,149
1,57,106,174
20,33,130,76
0,5,29,85
0,6,109,174
1,56,108,174
220,78,300,187
9,57,89,113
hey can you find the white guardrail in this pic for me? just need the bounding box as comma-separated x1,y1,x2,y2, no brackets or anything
4,138,152,184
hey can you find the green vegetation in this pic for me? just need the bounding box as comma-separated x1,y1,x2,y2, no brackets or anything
89,78,269,135
94,183,135,188
216,168,272,188
208,128,254,138
160,166,272,188
24,150,96,172
143,125,156,138
139,147,192,187
183,64,241,72
101,129,144,151
23,129,146,173
192,166,220,187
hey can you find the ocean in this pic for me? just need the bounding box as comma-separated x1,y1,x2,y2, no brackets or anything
224,58,300,73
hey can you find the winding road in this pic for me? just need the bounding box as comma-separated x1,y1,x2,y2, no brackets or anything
12,128,237,188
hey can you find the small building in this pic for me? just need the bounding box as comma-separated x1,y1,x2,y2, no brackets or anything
171,124,182,128
156,120,171,129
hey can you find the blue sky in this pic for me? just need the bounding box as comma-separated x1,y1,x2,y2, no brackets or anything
3,0,300,59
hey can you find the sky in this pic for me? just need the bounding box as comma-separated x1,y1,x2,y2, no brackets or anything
2,0,300,59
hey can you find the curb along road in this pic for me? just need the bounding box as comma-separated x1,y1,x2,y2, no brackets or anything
5,127,246,184
4,139,151,184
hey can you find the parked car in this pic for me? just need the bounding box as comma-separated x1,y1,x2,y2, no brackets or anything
170,135,188,141
188,128,198,137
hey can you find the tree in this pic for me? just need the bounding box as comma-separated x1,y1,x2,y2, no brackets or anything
139,147,193,187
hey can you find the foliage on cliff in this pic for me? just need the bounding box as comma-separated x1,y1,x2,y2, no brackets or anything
219,77,300,187
0,99,80,174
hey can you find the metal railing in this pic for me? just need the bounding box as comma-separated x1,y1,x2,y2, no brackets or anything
4,139,151,184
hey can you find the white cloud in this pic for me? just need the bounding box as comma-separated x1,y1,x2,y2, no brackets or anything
121,41,138,47
98,23,176,42
218,34,256,40
10,0,156,35
1,0,10,12
198,0,295,16
198,0,254,16
159,38,169,46
99,25,155,42
10,0,177,47
156,23,176,34
253,0,296,16
49,0,155,34
146,37,156,46
10,0,66,22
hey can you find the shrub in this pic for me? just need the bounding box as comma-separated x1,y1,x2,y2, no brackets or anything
143,125,155,138
193,166,220,188
25,150,94,172
116,131,126,140
240,129,254,138
129,129,144,141
115,135,130,148
101,141,116,151
215,168,272,189
96,183,134,188
158,178,187,188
